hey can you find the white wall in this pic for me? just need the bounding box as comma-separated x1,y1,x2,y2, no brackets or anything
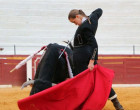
0,0,140,54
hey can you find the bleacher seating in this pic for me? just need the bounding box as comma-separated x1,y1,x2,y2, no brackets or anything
0,0,140,54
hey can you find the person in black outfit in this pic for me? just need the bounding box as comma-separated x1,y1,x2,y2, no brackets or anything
68,8,124,110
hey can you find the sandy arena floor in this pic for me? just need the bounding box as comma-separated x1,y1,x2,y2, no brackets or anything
0,87,140,110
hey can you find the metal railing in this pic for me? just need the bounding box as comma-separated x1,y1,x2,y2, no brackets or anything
0,44,140,55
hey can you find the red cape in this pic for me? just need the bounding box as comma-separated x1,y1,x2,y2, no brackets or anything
18,65,114,110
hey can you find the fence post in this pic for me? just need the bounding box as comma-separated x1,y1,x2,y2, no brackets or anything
14,44,16,55
133,45,135,55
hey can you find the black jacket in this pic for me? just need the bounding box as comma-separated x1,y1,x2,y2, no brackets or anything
73,8,103,61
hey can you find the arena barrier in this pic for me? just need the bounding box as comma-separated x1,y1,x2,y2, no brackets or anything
0,55,140,86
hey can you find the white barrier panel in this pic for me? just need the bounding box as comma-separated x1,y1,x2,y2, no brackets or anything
26,59,32,81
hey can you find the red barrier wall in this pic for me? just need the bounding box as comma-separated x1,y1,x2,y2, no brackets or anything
98,55,140,84
0,55,140,86
0,55,27,86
